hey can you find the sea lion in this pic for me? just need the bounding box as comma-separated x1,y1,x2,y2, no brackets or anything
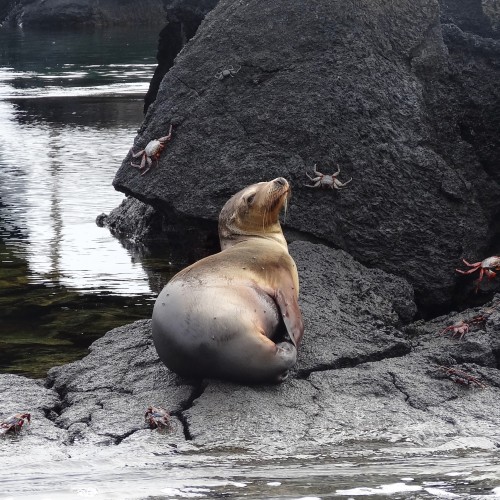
151,177,304,383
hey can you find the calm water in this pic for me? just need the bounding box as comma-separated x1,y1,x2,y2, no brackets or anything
0,27,185,377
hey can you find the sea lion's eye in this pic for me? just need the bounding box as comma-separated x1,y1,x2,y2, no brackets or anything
247,194,255,205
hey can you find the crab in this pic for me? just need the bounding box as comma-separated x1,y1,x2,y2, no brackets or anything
439,320,469,340
215,65,241,79
456,256,500,292
436,366,486,389
145,406,171,431
130,124,173,175
440,309,494,340
305,164,352,190
0,413,31,436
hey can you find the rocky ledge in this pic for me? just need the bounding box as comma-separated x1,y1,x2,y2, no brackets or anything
2,241,499,466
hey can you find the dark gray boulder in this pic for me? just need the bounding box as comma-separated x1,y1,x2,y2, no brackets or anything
112,0,500,312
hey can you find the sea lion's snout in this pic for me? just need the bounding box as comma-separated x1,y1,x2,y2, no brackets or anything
273,177,288,188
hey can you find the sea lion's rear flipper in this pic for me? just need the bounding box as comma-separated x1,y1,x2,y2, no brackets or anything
274,288,304,347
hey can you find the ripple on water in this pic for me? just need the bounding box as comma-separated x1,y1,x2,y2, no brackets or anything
0,27,183,377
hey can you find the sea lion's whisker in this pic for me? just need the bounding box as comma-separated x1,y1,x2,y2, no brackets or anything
282,196,288,223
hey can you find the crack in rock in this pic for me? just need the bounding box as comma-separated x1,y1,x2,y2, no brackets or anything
388,371,419,409
171,381,207,440
297,342,412,379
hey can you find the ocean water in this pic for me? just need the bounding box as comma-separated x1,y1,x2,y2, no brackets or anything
0,26,180,377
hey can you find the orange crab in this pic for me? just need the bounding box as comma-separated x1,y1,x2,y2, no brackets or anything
456,256,500,292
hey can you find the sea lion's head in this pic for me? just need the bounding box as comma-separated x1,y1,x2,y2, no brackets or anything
219,177,290,250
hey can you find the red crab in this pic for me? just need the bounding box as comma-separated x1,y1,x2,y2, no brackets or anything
145,406,171,430
440,320,469,340
456,256,500,292
437,366,486,389
439,311,492,340
130,124,173,175
0,413,31,435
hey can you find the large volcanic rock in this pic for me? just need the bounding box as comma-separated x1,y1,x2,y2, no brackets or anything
112,0,500,312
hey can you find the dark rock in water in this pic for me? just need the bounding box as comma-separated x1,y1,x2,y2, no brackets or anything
112,0,500,313
99,196,163,240
3,0,220,27
439,0,500,38
2,244,500,457
4,0,166,27
144,0,220,114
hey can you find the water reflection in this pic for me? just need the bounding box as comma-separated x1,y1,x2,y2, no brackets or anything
0,98,155,294
0,27,180,377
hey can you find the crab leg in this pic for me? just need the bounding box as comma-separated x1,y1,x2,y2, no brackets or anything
158,124,173,142
306,173,321,182
131,148,145,158
141,157,153,176
131,153,146,169
456,266,481,275
313,164,322,176
336,178,352,187
462,259,482,267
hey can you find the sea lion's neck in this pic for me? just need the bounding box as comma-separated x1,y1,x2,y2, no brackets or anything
220,231,288,252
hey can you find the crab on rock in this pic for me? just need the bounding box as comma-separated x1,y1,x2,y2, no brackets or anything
215,65,241,79
0,413,31,435
145,406,171,431
456,256,500,292
440,320,470,340
130,124,173,175
305,164,352,190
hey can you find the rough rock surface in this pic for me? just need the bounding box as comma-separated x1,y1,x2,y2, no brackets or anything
2,242,500,461
143,0,220,113
112,0,500,313
97,196,165,241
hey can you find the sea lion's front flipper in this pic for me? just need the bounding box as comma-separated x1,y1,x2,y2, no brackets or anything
257,281,304,347
274,288,304,347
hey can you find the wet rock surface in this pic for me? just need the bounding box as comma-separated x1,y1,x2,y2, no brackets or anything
111,0,500,312
2,242,499,459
